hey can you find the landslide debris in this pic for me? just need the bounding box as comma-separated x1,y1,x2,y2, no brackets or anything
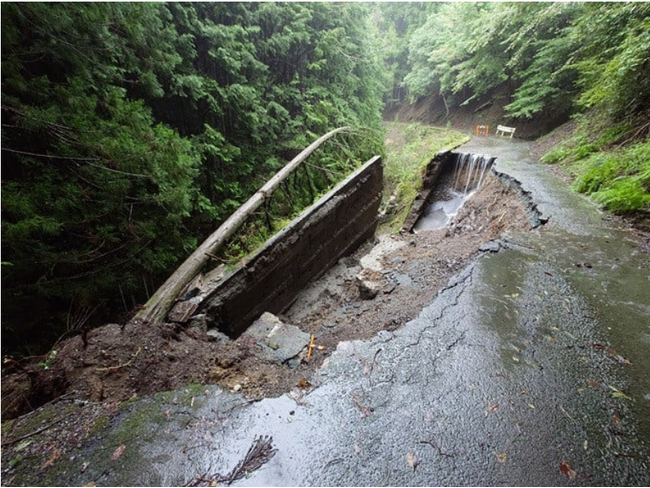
2,170,535,423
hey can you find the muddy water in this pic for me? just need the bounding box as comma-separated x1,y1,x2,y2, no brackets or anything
414,191,469,231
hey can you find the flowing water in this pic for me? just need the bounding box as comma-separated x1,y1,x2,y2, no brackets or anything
414,152,495,232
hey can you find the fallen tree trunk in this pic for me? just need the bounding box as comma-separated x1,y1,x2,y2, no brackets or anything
134,127,349,324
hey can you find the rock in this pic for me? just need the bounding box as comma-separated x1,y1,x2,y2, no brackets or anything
206,329,229,343
241,312,310,367
356,276,380,300
479,241,501,253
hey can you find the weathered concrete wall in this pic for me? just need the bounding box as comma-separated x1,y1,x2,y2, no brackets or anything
401,150,455,233
196,156,383,338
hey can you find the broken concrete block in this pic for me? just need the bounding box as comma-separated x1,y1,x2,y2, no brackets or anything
357,277,380,300
241,312,310,366
356,268,386,300
479,241,501,253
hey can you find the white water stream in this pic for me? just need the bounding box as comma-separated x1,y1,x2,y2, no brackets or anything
414,153,494,232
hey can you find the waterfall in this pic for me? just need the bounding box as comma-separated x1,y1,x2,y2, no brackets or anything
414,152,496,232
454,152,494,195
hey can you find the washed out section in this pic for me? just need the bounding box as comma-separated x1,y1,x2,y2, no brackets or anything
168,156,383,339
411,152,496,232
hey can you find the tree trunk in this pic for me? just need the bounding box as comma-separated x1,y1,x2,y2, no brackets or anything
134,127,348,324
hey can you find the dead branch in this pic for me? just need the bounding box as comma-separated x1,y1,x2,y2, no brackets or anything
204,252,229,263
362,348,382,377
135,127,348,324
226,435,277,485
617,121,650,148
420,436,455,458
186,435,276,487
95,346,141,372
351,391,373,417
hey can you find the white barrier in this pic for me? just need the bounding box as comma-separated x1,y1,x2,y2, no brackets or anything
495,125,516,138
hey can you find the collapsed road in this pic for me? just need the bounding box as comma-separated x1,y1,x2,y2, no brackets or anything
2,136,649,487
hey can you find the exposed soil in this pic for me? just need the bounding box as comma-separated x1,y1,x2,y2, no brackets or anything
282,173,533,342
1,170,534,423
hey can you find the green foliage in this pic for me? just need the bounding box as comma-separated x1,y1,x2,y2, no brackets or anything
385,2,649,216
372,3,436,104
2,3,204,353
397,2,649,125
575,4,650,120
1,3,385,354
573,142,650,213
404,3,510,105
219,128,385,262
541,114,649,214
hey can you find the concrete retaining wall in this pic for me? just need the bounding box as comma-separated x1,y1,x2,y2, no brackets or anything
194,156,383,338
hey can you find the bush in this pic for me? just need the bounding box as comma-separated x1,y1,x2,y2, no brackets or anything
573,141,650,213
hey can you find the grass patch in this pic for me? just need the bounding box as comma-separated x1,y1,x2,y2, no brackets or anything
381,122,470,232
576,142,650,213
541,113,650,214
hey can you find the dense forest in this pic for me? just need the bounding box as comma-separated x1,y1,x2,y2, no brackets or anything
2,2,649,356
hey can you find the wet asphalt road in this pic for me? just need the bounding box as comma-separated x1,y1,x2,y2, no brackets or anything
52,137,650,486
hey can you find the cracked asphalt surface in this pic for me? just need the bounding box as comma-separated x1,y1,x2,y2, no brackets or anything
29,137,650,486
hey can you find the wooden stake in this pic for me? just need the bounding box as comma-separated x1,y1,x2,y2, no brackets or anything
306,334,316,360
